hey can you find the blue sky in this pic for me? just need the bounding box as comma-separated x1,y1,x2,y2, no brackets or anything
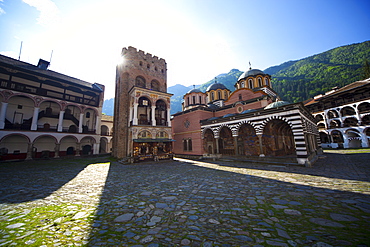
1,0,369,99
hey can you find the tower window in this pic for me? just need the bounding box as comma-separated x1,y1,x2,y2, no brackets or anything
199,96,202,104
218,91,222,100
239,94,242,100
265,78,269,86
258,78,262,87
192,96,196,104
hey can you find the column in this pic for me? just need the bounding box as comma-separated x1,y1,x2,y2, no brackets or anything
26,142,33,160
233,136,238,155
0,102,8,129
257,134,265,157
343,130,349,148
78,113,84,133
93,143,100,154
31,107,39,130
75,143,81,156
151,105,156,126
360,132,369,148
129,105,133,125
54,143,60,158
167,108,171,127
133,102,138,125
57,111,65,132
95,116,101,135
215,137,220,154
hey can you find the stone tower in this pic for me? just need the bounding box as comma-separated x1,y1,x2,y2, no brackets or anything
113,47,173,160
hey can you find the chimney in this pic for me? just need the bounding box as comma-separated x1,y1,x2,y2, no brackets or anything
37,59,50,70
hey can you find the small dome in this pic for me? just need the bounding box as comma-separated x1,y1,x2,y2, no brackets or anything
240,109,257,114
238,68,266,81
206,82,227,92
264,101,291,109
187,88,202,94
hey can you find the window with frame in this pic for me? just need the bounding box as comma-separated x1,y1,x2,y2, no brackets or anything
248,79,253,89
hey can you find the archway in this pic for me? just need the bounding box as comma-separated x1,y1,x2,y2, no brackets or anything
341,106,356,117
60,136,78,156
218,126,234,155
358,102,370,114
138,97,152,125
0,134,29,160
237,124,259,156
203,129,215,154
33,135,56,158
155,100,167,126
262,119,295,156
346,129,362,148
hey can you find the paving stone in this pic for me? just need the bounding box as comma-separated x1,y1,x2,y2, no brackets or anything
330,213,359,221
1,155,369,246
309,218,345,227
114,213,134,222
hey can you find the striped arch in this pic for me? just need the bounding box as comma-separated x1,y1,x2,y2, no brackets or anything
258,116,293,135
235,120,257,135
201,127,215,139
216,124,232,138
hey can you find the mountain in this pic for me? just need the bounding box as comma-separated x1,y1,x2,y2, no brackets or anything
102,40,370,116
102,97,114,116
266,41,370,102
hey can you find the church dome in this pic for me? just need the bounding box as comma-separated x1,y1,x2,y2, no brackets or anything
206,82,228,92
238,69,266,81
264,101,291,109
187,88,202,94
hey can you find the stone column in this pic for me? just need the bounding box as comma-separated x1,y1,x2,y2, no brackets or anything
133,102,138,125
215,137,220,154
0,102,8,129
54,143,60,158
151,105,156,126
167,108,171,127
257,134,265,157
95,116,101,135
31,107,39,130
75,143,81,156
233,136,238,155
360,133,369,148
78,113,84,133
129,105,133,125
57,111,65,132
93,143,100,155
343,130,349,148
26,142,33,160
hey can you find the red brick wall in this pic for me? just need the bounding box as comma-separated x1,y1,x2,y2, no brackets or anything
172,109,213,155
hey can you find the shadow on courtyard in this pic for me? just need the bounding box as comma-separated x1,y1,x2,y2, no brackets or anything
0,156,110,204
199,151,370,183
86,156,370,246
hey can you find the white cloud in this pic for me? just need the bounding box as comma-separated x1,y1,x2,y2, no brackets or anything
0,0,5,16
22,0,60,27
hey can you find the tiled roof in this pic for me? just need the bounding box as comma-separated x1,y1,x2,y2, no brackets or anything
0,54,98,90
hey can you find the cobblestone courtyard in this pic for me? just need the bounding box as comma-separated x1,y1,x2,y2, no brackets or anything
1,150,370,247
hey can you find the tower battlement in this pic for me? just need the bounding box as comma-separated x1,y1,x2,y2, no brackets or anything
122,46,166,66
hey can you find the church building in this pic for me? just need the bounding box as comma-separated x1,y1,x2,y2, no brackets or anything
113,47,173,162
172,68,321,166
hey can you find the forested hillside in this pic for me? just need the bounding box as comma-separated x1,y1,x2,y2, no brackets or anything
103,41,370,116
266,41,370,102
